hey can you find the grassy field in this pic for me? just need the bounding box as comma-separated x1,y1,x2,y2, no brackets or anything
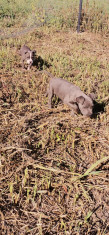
0,0,109,234
0,0,109,34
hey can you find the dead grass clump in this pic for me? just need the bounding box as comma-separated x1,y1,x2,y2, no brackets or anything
0,29,109,234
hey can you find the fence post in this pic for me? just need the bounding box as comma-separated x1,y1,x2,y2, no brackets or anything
77,0,83,33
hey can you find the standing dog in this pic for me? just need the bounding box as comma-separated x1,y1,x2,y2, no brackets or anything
47,77,95,117
20,45,36,70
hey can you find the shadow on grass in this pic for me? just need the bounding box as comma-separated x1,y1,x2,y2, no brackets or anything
91,100,106,119
33,55,51,70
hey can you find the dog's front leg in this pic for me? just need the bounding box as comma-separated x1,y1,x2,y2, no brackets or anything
27,65,30,70
27,62,32,70
21,59,25,69
68,101,79,114
71,104,79,116
48,87,53,109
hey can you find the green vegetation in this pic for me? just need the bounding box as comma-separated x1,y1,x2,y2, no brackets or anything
0,0,109,234
0,0,109,33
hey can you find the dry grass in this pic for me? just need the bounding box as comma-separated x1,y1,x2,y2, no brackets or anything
0,27,109,234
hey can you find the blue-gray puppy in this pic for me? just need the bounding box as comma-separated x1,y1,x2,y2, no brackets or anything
20,45,36,70
47,77,95,117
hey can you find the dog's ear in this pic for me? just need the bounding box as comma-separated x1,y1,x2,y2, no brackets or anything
76,96,85,105
32,50,36,54
89,93,96,100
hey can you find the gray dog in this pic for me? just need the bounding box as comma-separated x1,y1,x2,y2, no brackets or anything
20,45,36,70
47,77,95,117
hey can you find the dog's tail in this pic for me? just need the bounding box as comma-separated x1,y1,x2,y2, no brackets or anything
35,70,55,78
42,70,54,78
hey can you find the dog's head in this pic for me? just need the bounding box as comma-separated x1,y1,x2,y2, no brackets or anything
76,93,95,117
25,50,36,66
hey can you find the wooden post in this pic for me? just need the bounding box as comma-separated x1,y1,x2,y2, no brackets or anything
77,0,83,33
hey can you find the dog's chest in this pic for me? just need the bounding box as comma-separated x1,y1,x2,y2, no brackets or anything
25,51,33,64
